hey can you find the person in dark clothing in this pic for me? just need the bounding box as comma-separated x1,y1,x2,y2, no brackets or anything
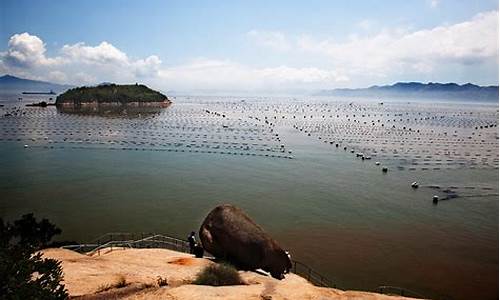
187,231,197,254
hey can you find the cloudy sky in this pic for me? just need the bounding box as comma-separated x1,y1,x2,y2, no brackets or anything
0,0,498,94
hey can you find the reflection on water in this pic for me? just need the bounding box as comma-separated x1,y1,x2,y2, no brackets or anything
0,94,498,300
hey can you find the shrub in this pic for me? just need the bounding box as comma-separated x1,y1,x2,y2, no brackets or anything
156,276,168,287
95,275,129,293
95,284,113,293
192,263,244,286
0,213,68,299
115,275,128,288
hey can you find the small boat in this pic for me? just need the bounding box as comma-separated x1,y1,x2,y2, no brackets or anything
411,182,419,188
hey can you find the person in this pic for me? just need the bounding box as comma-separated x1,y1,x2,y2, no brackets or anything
187,231,197,254
285,250,292,274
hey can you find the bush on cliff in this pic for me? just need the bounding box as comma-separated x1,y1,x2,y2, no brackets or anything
193,263,244,286
0,213,68,299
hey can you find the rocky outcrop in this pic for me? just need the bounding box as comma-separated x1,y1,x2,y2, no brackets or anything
199,204,292,279
42,247,419,300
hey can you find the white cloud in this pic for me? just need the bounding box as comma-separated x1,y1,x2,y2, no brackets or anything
295,10,498,77
133,55,162,77
157,58,348,91
47,70,67,83
61,41,128,65
247,30,291,52
1,10,497,93
2,32,61,68
0,33,163,85
60,42,161,78
0,33,348,91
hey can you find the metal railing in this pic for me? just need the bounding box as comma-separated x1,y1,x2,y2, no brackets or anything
377,285,427,298
61,232,336,288
61,232,189,255
91,234,189,255
63,232,337,290
291,260,335,288
60,232,427,298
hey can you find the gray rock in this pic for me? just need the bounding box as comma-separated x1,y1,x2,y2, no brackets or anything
199,204,292,279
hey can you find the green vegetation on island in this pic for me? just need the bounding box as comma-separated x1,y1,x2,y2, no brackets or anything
56,83,169,105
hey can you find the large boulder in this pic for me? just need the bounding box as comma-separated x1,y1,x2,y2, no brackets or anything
199,204,292,279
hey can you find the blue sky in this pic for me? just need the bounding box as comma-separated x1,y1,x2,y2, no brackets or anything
0,0,498,93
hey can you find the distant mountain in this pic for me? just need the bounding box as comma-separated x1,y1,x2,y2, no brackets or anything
317,82,499,101
0,74,73,93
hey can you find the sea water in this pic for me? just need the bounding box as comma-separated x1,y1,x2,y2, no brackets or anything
0,93,498,300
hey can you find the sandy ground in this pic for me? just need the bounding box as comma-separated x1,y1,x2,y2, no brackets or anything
42,247,423,300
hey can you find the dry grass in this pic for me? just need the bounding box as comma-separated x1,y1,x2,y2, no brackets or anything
95,275,129,293
156,276,168,287
192,263,245,286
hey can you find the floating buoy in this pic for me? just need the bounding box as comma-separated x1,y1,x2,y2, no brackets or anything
24,144,28,148
382,167,388,173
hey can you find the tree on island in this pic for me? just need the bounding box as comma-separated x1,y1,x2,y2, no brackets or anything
0,214,68,299
56,83,169,105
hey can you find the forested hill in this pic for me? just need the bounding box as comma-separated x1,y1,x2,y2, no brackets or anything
55,84,169,105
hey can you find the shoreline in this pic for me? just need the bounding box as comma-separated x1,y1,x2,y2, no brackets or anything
56,100,172,108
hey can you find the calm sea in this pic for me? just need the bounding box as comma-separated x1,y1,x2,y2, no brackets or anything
0,92,498,300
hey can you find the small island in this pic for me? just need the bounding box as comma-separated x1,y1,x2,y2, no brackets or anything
55,83,171,107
